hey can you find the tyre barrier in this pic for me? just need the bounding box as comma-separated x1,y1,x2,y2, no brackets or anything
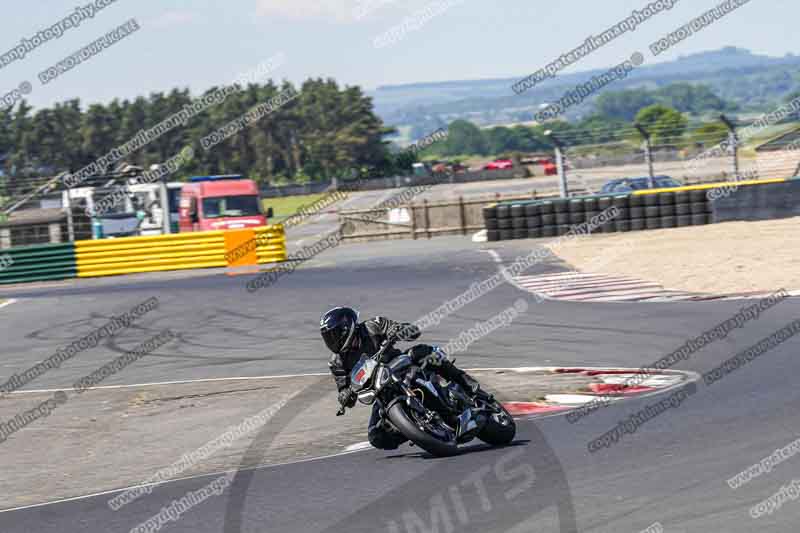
483,189,713,242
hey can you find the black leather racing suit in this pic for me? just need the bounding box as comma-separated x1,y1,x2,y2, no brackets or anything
328,316,469,450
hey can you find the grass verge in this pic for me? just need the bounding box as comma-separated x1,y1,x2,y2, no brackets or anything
262,193,330,223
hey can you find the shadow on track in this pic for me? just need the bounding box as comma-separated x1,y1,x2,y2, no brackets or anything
222,378,578,533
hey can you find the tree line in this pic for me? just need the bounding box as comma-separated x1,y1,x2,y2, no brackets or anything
0,78,413,198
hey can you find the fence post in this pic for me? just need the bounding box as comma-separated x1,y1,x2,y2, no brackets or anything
423,199,430,239
545,130,569,198
720,114,740,180
159,181,171,235
634,122,655,187
65,193,75,242
409,203,416,240
0,228,10,249
458,196,466,235
48,222,62,244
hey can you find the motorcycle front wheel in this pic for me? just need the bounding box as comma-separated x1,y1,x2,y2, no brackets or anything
387,403,460,457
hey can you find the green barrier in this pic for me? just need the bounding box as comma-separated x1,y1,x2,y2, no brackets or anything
0,243,78,284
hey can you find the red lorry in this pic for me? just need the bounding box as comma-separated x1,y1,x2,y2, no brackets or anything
178,175,272,232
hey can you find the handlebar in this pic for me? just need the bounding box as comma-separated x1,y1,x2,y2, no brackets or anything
372,335,398,362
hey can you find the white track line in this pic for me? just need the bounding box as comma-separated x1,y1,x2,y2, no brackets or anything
5,373,329,396
0,281,72,290
0,299,17,310
481,249,531,294
344,441,373,452
8,367,594,396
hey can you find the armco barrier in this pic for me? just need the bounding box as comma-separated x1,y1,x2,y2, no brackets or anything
627,178,787,196
709,178,800,222
0,243,78,284
254,226,287,263
74,226,286,278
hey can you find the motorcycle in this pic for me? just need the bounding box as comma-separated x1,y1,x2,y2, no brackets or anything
337,337,516,457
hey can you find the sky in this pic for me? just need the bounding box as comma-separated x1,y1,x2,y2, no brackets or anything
0,0,794,110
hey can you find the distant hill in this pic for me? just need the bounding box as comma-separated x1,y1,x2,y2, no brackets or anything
370,47,800,140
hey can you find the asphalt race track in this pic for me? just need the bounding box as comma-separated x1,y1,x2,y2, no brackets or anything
1,236,799,532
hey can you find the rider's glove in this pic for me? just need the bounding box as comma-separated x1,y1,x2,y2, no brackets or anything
391,323,420,342
338,388,357,408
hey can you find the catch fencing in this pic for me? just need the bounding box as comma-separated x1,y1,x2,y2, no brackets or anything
339,193,536,242
259,168,517,197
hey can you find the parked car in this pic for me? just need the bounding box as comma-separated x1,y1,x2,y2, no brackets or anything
528,157,564,175
411,162,431,177
483,159,514,170
600,175,681,194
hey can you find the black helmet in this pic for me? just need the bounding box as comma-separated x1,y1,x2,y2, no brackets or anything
320,307,359,354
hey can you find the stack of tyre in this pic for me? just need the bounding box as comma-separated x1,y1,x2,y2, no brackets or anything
483,189,712,242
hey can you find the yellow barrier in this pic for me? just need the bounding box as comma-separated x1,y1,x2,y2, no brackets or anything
255,226,287,261
75,226,287,278
632,178,789,195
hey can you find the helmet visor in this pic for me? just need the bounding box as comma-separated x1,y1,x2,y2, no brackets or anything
321,323,352,354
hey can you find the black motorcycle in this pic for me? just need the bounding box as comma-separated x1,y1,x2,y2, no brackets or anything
337,337,516,457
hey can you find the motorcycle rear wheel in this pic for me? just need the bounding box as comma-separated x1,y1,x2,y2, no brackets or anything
387,403,460,457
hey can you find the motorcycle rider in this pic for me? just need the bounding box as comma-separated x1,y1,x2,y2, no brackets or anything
320,306,482,450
